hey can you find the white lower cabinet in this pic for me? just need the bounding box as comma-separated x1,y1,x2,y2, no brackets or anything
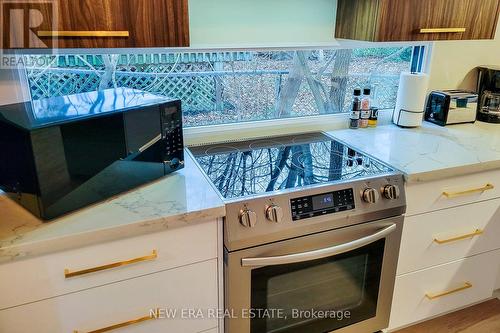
0,259,218,333
0,219,218,310
405,169,500,216
397,198,500,275
389,170,500,331
388,249,500,331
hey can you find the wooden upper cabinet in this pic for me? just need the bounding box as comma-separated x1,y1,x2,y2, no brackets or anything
335,0,500,41
3,0,189,49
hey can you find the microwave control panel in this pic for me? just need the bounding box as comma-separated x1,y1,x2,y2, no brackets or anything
290,188,355,221
160,102,184,172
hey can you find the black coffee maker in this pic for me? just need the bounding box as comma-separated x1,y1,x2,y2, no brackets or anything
477,66,500,123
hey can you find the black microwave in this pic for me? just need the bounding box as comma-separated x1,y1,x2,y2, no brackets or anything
0,88,184,220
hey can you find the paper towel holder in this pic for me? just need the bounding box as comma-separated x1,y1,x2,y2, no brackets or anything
392,71,429,127
392,108,425,128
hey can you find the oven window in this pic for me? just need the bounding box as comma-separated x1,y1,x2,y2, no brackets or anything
250,239,385,333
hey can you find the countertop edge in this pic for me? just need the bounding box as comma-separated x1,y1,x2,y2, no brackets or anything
0,205,226,264
405,160,500,183
327,124,500,184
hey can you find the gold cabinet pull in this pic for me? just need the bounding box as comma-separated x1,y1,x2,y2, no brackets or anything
37,31,130,37
425,282,472,300
73,309,158,333
434,229,484,244
419,28,466,34
65,250,158,278
442,183,494,198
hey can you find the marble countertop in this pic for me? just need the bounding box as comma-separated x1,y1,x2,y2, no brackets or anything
3,121,499,262
0,152,225,262
329,122,500,183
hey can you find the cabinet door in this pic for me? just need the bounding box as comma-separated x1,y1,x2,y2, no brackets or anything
0,219,217,310
389,250,500,330
378,0,499,41
405,169,500,216
0,260,218,333
397,198,500,275
336,0,500,41
5,0,189,48
465,0,500,39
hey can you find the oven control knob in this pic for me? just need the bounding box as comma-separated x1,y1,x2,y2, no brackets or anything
239,209,257,228
383,184,401,200
266,205,284,223
362,188,380,204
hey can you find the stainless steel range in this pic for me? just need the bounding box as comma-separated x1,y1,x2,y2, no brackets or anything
188,132,406,333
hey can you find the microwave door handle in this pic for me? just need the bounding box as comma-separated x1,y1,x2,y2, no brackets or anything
241,223,397,267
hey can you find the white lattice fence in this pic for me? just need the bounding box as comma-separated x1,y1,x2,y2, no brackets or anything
29,70,101,100
27,63,221,113
23,52,405,127
25,53,254,112
114,63,219,112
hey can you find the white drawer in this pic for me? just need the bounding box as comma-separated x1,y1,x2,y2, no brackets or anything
406,169,500,216
0,259,218,333
0,219,218,310
389,250,500,331
397,198,500,275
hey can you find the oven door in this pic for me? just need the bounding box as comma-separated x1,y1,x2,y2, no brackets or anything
225,216,403,333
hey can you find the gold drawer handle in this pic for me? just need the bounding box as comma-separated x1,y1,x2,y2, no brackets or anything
425,282,472,300
434,229,483,244
38,31,130,37
65,250,158,278
419,28,466,34
73,309,159,333
442,183,494,198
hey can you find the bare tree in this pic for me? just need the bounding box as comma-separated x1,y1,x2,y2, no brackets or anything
99,55,119,90
274,49,353,117
329,49,352,113
275,54,304,117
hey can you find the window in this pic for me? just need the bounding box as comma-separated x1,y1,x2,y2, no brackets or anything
23,47,414,127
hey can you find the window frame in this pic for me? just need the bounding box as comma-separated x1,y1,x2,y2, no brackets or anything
16,44,431,146
185,45,430,145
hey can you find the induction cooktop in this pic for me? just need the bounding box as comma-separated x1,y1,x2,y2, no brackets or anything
189,132,394,200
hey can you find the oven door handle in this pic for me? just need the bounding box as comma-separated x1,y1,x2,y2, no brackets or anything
241,223,397,267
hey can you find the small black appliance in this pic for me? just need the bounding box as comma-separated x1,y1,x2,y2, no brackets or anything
0,88,184,220
477,66,500,123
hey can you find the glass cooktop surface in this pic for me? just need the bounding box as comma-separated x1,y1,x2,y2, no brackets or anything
189,133,394,200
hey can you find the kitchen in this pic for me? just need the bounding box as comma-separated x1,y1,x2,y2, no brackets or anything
0,1,499,333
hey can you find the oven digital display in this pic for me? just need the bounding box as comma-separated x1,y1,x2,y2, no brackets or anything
291,188,355,221
312,193,334,210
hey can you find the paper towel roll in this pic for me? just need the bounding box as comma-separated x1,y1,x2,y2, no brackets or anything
392,72,429,127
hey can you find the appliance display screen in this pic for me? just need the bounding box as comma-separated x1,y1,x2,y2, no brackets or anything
290,188,355,221
312,193,334,210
